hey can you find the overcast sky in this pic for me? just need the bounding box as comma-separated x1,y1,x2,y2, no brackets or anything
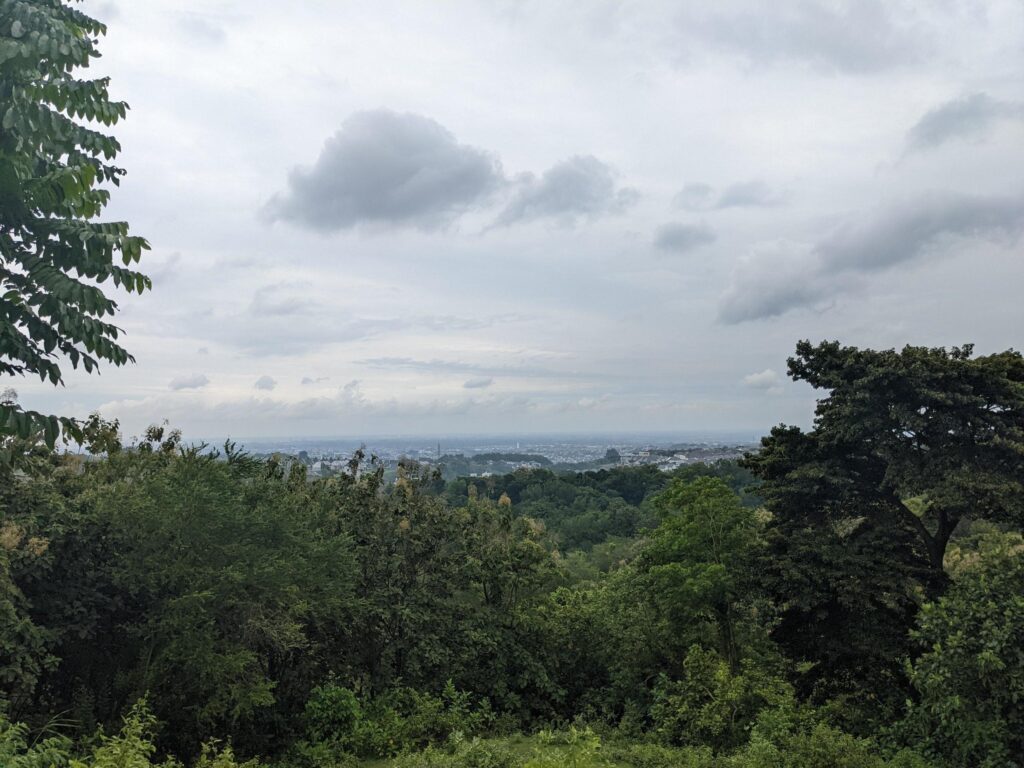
17,0,1024,439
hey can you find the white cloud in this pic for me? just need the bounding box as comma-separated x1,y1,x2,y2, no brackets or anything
743,368,784,394
169,373,210,391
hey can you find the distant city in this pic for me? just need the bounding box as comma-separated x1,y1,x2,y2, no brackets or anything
229,433,760,480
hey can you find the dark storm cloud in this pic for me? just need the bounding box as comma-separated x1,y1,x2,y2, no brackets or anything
494,155,638,226
719,192,1024,323
653,222,716,253
906,92,1024,151
680,0,922,74
265,110,504,231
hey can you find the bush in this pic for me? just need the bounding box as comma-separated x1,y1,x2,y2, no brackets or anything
0,709,73,768
651,647,793,752
728,722,930,768
524,727,601,768
300,682,493,759
604,742,715,768
390,734,521,768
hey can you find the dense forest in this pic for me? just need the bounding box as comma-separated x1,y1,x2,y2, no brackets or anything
3,3,1024,768
3,342,1024,768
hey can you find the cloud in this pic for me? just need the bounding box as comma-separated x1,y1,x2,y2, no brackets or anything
339,380,366,406
674,183,715,210
301,376,329,385
716,181,782,208
494,155,638,226
653,222,716,253
675,180,781,211
718,243,842,323
817,193,1024,273
169,373,210,391
178,13,226,45
463,377,494,389
743,368,784,393
719,193,1024,323
265,110,503,231
678,1,923,74
355,356,576,379
250,283,311,317
906,92,1024,151
91,2,119,22
254,375,277,391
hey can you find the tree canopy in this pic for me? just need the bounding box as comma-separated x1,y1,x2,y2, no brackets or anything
0,0,148,445
746,340,1024,575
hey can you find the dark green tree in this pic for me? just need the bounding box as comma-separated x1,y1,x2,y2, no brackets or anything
746,340,1024,577
0,0,149,445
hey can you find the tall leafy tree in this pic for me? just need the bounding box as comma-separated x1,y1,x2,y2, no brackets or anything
746,340,1024,577
0,0,148,445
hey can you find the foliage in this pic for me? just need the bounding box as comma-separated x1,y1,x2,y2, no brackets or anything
897,534,1024,767
525,726,602,768
0,707,73,768
642,477,764,669
1,382,1021,767
760,514,925,733
0,0,149,445
746,340,1024,576
389,733,521,768
651,647,793,752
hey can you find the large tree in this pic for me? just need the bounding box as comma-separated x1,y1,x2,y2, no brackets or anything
746,340,1024,576
0,0,148,445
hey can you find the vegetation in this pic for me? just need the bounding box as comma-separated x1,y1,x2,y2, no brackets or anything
3,343,1023,768
2,3,1022,768
0,0,149,446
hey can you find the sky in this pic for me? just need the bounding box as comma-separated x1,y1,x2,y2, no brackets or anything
15,0,1024,439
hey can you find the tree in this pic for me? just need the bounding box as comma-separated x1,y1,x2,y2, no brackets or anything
639,477,764,672
746,341,1024,577
1,1,149,446
898,534,1024,767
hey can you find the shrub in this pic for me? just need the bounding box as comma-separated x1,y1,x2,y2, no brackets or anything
524,726,601,768
0,709,73,768
301,682,493,759
303,684,362,746
389,735,521,768
728,722,931,768
651,646,793,752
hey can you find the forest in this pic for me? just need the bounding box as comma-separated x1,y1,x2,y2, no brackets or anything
3,341,1024,768
3,3,1024,768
